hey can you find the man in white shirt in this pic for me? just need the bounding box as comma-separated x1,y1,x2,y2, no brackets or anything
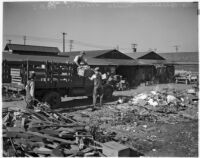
89,67,103,109
74,51,88,67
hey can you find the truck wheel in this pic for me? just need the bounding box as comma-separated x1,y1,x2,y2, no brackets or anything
43,91,61,109
103,85,113,100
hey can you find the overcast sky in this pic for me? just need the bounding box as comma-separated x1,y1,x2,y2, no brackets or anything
3,2,198,53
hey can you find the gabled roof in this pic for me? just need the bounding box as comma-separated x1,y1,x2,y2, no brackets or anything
4,44,60,54
67,56,139,66
159,52,199,63
3,52,68,63
60,50,112,58
126,51,165,60
59,49,133,59
3,52,140,66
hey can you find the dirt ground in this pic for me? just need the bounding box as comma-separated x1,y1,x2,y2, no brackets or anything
2,83,198,157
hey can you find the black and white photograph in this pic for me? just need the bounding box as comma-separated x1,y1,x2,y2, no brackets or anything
2,1,199,157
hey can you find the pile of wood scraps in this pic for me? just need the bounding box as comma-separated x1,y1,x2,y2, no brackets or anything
3,105,104,157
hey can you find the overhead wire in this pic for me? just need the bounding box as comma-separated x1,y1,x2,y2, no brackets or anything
3,34,116,50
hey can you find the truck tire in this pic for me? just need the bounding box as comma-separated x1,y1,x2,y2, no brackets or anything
42,91,61,109
103,85,113,100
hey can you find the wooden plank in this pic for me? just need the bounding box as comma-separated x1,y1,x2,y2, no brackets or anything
30,123,85,128
10,68,20,71
33,147,52,155
39,129,60,136
10,69,20,72
11,78,22,81
11,76,21,79
27,131,76,144
11,79,22,82
10,72,21,76
11,81,21,84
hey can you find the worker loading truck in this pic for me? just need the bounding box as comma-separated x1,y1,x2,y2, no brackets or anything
2,53,114,109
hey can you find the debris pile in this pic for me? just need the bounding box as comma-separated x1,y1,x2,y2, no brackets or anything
3,103,106,157
102,88,198,126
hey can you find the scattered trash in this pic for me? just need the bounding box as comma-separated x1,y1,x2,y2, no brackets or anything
167,95,176,103
187,89,196,94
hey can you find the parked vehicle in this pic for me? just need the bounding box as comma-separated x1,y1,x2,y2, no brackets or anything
2,59,114,108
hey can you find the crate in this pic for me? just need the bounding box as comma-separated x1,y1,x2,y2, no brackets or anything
102,141,130,157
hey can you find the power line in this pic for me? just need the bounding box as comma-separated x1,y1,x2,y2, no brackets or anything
3,34,121,50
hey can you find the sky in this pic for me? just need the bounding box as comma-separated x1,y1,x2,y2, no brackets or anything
2,1,199,53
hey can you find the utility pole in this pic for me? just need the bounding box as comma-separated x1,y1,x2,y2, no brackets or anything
7,40,11,44
62,32,67,53
23,36,26,45
69,40,73,52
131,43,137,52
173,45,180,52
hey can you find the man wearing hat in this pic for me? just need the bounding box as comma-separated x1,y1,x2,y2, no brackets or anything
89,67,104,109
74,51,88,67
25,71,36,109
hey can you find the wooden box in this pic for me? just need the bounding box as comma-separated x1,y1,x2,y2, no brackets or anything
102,141,130,157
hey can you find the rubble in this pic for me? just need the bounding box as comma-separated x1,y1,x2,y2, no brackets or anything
86,87,198,147
3,99,142,157
3,85,198,157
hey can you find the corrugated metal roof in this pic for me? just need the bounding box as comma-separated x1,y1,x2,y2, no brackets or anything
4,44,60,54
126,51,165,60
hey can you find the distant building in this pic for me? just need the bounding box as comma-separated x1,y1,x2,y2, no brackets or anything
4,44,60,56
159,52,199,72
125,51,174,83
59,49,141,86
2,45,175,86
126,51,166,64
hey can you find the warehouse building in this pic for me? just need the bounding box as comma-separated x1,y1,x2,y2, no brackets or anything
125,51,174,83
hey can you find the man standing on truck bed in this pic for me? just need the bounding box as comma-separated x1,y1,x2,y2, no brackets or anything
89,67,103,110
74,51,88,67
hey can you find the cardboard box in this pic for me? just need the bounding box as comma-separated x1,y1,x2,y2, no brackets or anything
102,141,130,157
